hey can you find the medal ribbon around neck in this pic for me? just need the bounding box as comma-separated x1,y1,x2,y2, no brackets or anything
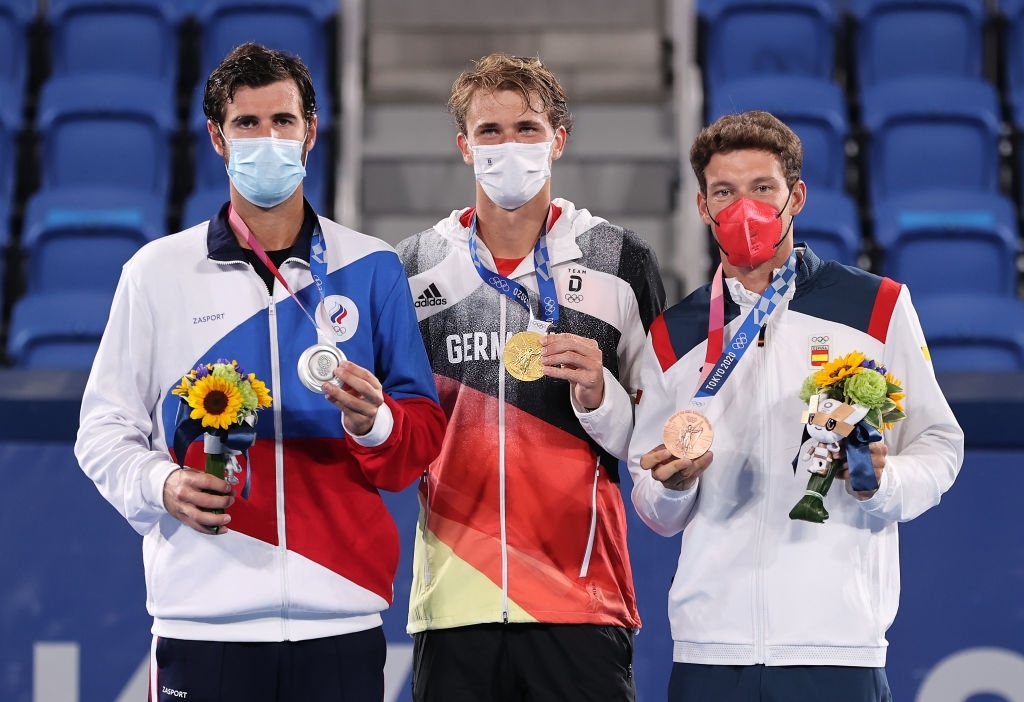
694,250,798,407
467,206,560,332
228,204,332,340
662,251,798,460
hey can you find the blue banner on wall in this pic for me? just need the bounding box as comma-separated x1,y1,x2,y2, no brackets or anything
2,443,1022,702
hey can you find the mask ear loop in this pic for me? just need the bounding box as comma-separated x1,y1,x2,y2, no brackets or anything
705,197,731,258
773,187,796,252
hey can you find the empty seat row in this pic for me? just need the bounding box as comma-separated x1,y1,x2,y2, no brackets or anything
1,0,338,93
698,0,1000,92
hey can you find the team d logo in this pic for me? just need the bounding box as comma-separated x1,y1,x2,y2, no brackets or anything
318,295,359,341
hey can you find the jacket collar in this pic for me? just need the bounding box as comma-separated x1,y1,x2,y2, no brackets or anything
446,197,587,268
207,198,318,265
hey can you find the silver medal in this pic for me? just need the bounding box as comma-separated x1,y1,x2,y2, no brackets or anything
297,343,346,392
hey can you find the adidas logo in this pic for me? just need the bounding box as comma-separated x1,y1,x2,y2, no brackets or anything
415,282,448,308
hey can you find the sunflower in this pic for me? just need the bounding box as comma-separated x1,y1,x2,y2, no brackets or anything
170,374,193,398
813,351,866,389
248,373,273,408
187,375,245,430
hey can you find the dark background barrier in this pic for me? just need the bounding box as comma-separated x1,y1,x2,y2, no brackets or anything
1,370,1022,702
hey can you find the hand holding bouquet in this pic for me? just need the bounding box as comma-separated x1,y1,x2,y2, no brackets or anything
172,359,272,532
790,351,905,523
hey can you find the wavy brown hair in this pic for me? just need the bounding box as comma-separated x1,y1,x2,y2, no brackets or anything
448,53,573,136
203,42,317,127
689,110,803,193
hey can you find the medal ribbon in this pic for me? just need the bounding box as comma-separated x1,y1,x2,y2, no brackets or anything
228,204,331,339
467,207,560,329
692,251,798,408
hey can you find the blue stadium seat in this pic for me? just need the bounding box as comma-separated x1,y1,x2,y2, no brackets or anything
914,293,1024,371
850,0,987,89
47,0,182,82
698,0,838,85
707,75,849,192
1002,0,1024,98
1006,91,1024,207
0,198,8,249
796,189,862,266
0,199,9,301
0,0,34,93
189,81,332,213
181,188,226,229
196,0,336,87
0,78,21,211
6,289,114,368
860,76,1001,207
21,185,166,294
873,188,1020,298
35,74,177,197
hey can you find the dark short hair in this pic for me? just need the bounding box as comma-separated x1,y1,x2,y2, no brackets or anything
203,42,317,126
448,53,573,136
689,110,803,193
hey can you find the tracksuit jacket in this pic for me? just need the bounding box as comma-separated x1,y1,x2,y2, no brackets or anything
397,198,665,632
628,245,964,667
75,201,446,642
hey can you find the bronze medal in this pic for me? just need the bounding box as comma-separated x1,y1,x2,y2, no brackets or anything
663,409,714,460
503,331,544,382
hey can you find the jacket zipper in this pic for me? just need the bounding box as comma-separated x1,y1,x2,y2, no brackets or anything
579,458,600,577
753,320,770,662
498,296,510,622
421,470,432,584
267,296,291,641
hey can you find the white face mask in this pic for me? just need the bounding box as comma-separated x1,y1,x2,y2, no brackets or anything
470,140,553,210
223,132,306,208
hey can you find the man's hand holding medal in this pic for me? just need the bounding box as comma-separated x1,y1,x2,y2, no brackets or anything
539,333,605,409
639,436,715,492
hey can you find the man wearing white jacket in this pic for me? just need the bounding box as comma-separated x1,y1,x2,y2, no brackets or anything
628,110,964,701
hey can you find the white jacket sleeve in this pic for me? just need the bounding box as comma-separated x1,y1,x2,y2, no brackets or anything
574,272,658,461
857,286,964,522
573,366,634,460
75,264,180,535
627,335,700,537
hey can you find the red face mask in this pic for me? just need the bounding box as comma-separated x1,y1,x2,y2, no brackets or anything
708,193,792,268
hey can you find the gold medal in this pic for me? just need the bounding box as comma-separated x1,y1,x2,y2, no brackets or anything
663,409,714,460
503,331,545,382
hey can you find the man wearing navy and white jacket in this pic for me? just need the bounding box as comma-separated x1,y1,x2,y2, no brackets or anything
628,111,964,702
75,43,446,702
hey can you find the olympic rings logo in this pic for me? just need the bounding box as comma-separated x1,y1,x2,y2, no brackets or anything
731,333,749,349
489,276,511,292
810,335,830,343
543,297,557,315
564,293,584,304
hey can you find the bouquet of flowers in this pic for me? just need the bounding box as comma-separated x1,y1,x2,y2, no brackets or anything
790,351,905,523
171,359,272,532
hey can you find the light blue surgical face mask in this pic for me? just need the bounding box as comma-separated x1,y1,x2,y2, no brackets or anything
222,129,307,208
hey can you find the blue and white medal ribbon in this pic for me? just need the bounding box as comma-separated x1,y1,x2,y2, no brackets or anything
468,210,559,333
663,251,799,459
467,208,560,381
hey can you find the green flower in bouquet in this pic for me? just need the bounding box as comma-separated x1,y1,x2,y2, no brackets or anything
790,351,906,523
